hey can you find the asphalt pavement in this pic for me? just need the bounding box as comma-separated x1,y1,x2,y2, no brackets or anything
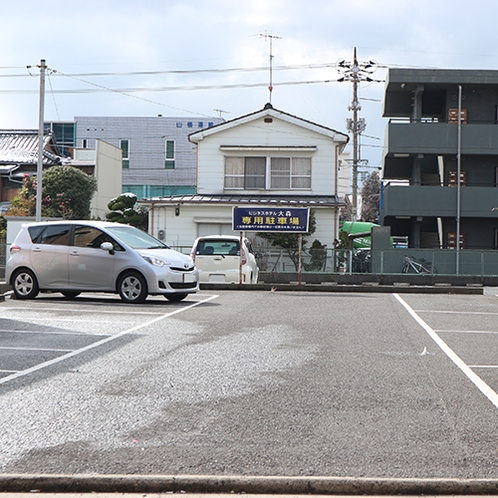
1,286,498,495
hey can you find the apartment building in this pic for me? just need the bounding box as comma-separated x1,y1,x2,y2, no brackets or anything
382,68,498,249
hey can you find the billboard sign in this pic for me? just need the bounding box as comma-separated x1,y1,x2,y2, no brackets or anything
232,207,310,233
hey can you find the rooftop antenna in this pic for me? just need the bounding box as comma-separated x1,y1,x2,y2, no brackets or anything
260,31,281,103
213,108,229,119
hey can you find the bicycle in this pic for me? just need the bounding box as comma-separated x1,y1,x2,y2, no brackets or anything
401,255,437,274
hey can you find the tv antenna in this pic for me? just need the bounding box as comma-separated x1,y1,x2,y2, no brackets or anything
213,108,229,119
260,31,282,103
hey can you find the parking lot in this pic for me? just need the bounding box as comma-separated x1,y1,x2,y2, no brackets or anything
1,288,498,479
0,292,217,384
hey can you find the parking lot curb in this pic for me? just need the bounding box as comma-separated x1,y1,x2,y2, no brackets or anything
200,282,484,294
1,473,498,495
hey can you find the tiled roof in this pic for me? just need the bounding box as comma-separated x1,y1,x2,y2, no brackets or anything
0,130,64,166
140,193,344,207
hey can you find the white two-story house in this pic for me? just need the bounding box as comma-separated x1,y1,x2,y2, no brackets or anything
140,103,349,249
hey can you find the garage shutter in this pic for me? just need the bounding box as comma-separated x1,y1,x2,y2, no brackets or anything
197,223,234,237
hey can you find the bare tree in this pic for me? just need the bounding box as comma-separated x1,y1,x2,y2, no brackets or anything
360,170,380,222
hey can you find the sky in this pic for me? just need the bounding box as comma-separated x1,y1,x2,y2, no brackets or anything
2,0,498,171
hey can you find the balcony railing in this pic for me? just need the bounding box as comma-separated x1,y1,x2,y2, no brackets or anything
385,120,498,156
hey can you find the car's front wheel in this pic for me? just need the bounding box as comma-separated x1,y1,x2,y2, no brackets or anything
12,268,39,300
164,293,188,302
118,272,148,303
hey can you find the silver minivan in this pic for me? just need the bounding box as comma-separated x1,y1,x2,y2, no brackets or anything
6,220,199,303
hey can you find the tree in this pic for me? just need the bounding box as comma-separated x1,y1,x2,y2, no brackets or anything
6,167,97,219
43,166,97,219
340,195,353,222
257,209,317,271
360,170,381,223
105,193,148,230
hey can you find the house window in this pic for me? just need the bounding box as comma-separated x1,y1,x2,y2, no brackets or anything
120,139,130,169
244,157,266,188
165,140,175,169
270,157,311,189
224,156,311,190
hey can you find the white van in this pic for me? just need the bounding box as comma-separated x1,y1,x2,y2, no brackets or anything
190,235,259,284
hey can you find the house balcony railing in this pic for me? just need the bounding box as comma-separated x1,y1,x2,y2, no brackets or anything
385,119,498,156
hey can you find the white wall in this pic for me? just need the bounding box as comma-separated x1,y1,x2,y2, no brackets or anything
148,203,339,251
92,140,122,219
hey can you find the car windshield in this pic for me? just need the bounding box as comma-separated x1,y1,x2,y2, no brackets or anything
106,225,170,250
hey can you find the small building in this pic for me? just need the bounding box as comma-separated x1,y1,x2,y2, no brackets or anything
140,103,349,249
67,140,122,219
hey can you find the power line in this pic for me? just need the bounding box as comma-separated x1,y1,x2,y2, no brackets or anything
0,78,357,94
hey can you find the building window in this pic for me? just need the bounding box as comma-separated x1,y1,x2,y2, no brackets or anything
224,156,311,190
270,157,311,189
165,140,175,169
244,157,266,188
120,139,129,169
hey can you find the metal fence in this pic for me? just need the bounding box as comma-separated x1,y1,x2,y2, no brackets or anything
2,243,498,279
173,245,498,277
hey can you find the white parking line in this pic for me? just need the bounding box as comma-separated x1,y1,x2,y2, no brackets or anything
416,309,498,316
0,347,73,352
394,293,498,410
435,329,498,335
0,329,99,336
0,307,168,316
0,294,219,386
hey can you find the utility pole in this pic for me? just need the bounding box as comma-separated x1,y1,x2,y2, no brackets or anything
337,48,378,221
36,59,47,222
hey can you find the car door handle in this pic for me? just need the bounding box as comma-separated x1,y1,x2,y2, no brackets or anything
33,247,42,252
70,251,79,257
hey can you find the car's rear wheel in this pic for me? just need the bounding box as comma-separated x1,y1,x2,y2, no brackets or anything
164,293,188,302
61,291,81,299
118,272,148,303
12,268,39,300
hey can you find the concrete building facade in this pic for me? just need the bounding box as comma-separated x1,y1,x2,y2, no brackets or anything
382,68,498,250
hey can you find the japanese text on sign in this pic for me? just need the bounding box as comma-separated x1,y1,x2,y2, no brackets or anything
232,207,309,232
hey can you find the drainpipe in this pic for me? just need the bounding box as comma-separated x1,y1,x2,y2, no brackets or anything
456,85,462,274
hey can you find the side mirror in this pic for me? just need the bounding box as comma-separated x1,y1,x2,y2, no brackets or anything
100,242,114,254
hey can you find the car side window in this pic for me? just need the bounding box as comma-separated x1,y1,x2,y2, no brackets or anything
28,225,45,242
37,224,71,245
73,226,123,251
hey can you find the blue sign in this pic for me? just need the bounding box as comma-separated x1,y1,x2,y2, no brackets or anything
232,207,310,233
